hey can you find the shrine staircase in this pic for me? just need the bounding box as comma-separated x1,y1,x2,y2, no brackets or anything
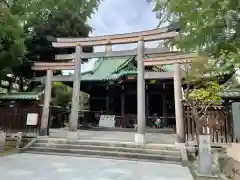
25,138,183,164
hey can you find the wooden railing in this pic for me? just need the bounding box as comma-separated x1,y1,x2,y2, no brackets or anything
184,105,237,143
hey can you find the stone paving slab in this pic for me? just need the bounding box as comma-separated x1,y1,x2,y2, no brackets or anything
0,153,194,180
49,129,176,144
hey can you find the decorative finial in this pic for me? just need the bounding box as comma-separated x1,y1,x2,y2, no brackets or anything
138,36,144,41
75,42,81,46
106,38,111,44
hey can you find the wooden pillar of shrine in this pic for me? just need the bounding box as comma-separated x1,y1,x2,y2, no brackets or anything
162,84,168,125
121,86,125,127
135,40,146,145
173,63,185,143
68,45,82,139
40,69,53,136
145,86,149,126
106,86,110,114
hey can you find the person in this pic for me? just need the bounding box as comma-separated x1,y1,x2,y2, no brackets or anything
155,117,162,128
151,113,162,128
151,113,158,128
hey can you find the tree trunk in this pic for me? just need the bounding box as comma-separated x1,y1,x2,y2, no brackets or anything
19,77,24,92
7,79,13,92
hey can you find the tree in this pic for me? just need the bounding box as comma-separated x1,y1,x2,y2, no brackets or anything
1,0,103,92
182,55,225,142
148,0,238,128
147,0,240,67
0,4,25,76
22,0,102,85
52,82,72,106
52,82,89,109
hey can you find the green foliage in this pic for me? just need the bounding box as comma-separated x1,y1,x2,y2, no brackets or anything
1,0,103,91
148,0,240,67
52,82,72,106
187,81,223,107
183,54,223,103
0,4,25,73
52,82,90,110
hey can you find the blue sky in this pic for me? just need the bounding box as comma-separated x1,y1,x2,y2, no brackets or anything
81,0,159,72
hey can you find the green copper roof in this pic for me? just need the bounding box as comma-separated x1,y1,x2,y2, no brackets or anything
81,56,167,81
219,89,240,99
82,56,136,81
0,92,42,100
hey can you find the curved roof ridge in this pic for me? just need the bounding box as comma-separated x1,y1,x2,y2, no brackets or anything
112,56,136,74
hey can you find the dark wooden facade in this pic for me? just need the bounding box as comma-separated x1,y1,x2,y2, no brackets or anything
0,92,43,136
81,76,176,128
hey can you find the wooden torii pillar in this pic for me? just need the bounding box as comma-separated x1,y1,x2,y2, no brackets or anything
144,53,196,144
40,69,52,136
32,63,75,136
68,44,82,139
135,39,146,144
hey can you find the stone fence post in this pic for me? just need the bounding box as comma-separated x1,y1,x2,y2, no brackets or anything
0,130,6,153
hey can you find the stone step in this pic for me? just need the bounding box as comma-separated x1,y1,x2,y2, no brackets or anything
27,146,182,162
33,143,181,156
24,151,182,165
36,139,178,151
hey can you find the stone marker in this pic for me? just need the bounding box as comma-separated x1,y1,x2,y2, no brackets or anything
199,135,213,175
0,130,6,153
232,102,240,138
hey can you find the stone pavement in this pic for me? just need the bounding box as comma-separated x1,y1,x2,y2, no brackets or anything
0,153,194,180
49,129,177,144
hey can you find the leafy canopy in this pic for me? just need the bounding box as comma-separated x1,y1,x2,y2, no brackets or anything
148,0,240,65
187,81,222,106
0,4,25,73
1,0,102,92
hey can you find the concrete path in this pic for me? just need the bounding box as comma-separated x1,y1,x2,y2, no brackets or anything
0,154,194,180
49,129,177,144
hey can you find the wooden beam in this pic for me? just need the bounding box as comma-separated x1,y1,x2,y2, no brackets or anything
55,48,172,60
32,52,196,70
144,72,175,79
32,62,74,70
56,27,169,42
52,31,177,48
144,53,196,66
144,59,192,66
31,71,182,82
32,76,73,82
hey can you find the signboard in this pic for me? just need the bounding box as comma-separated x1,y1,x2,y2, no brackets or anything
199,135,212,175
99,115,115,128
26,113,39,126
232,102,240,138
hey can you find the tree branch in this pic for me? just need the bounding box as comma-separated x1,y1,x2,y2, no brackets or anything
2,0,11,8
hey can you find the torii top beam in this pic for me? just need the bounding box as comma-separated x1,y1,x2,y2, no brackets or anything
52,25,178,48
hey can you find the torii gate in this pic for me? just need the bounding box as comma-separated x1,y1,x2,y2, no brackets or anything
32,24,196,145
